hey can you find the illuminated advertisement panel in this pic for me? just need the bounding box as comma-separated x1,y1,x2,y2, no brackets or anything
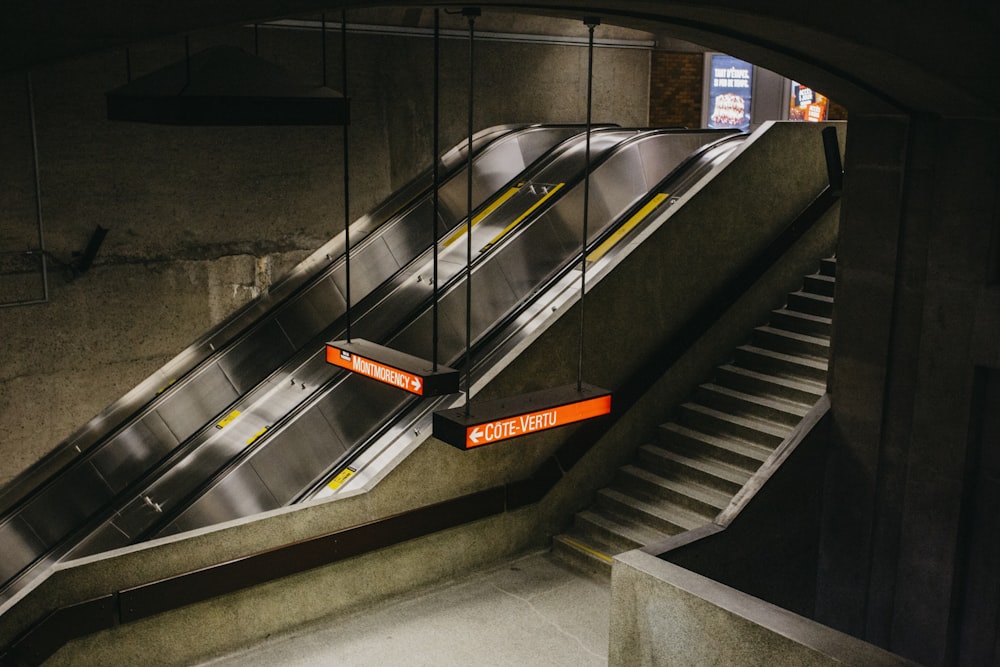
708,54,753,130
789,82,829,122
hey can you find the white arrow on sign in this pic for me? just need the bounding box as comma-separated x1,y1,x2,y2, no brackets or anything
412,377,422,393
469,427,483,445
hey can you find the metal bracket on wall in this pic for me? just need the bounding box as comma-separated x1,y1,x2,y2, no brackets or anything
1,73,48,309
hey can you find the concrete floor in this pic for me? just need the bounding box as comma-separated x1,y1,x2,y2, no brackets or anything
200,550,611,667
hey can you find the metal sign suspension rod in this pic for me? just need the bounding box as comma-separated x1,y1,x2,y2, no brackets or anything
578,17,600,391
29,71,48,304
432,9,441,371
342,10,352,341
321,14,327,87
463,6,480,416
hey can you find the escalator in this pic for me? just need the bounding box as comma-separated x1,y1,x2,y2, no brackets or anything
0,123,593,605
0,123,747,608
121,128,745,542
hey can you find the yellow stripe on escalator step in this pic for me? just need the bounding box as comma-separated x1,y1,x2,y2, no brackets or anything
480,182,565,253
442,184,522,247
587,192,670,263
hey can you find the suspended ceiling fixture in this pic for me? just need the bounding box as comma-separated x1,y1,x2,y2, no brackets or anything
106,44,349,126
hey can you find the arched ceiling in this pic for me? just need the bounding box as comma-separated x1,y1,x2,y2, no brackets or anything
3,1,998,118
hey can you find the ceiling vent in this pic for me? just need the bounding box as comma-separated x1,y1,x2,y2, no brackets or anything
106,45,349,126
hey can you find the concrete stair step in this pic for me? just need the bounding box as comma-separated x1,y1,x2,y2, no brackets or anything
637,443,750,495
787,290,834,318
819,257,837,277
752,325,830,360
676,402,788,449
694,382,809,428
803,273,836,297
595,487,706,535
575,508,671,552
733,344,829,383
769,307,832,338
550,533,614,578
657,422,771,472
714,364,824,405
616,464,730,518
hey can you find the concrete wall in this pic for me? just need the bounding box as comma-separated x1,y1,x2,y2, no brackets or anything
609,551,915,666
818,114,1000,665
0,14,652,489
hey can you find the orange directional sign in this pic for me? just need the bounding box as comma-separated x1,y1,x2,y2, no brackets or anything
433,383,612,450
326,339,460,397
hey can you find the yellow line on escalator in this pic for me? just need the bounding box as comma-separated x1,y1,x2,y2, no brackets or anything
586,193,670,263
442,184,522,247
479,182,565,253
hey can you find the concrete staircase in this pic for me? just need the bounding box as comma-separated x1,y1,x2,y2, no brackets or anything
552,257,836,576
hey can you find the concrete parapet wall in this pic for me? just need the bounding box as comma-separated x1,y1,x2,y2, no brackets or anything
609,550,916,666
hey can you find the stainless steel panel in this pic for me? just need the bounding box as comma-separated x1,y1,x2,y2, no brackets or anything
380,198,436,267
0,515,46,583
315,374,406,448
155,362,239,440
541,184,586,251
589,145,649,223
470,134,531,190
89,412,179,494
216,319,296,395
636,131,732,188
274,275,347,349
99,490,177,543
495,218,572,296
18,460,113,547
390,290,468,364
329,235,400,301
515,126,585,169
63,520,129,560
166,464,278,534
249,409,348,504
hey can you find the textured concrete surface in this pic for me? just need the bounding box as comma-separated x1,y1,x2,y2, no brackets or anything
609,551,915,667
199,550,610,667
820,114,1000,664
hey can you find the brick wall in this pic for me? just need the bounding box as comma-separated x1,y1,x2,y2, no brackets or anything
649,51,703,129
650,50,849,127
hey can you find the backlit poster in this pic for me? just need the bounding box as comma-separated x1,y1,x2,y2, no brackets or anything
708,55,753,130
789,82,829,122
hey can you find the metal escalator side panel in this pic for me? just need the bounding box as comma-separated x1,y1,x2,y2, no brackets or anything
165,463,280,535
247,407,349,504
273,275,348,350
215,318,298,396
0,515,47,590
154,362,240,441
88,412,179,495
